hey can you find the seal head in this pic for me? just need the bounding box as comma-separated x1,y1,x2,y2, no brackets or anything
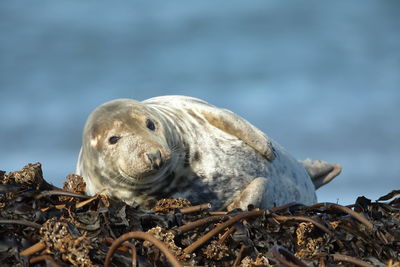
77,99,180,204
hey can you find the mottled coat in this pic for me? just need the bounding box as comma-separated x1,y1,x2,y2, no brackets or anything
77,96,339,210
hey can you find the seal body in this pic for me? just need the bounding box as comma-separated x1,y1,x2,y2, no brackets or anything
77,96,340,210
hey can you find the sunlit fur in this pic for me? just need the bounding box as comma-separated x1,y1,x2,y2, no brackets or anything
77,96,318,210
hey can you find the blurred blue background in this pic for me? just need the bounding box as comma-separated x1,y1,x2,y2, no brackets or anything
0,1,399,205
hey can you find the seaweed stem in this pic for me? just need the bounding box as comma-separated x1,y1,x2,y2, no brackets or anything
104,231,183,267
208,211,228,216
217,226,236,245
271,245,308,267
183,210,264,254
29,255,62,266
0,219,41,229
176,215,231,234
179,203,211,214
75,195,99,208
332,253,376,267
272,215,332,235
130,244,137,267
232,244,246,267
329,203,373,230
304,203,374,230
269,202,304,213
20,241,46,256
35,190,90,199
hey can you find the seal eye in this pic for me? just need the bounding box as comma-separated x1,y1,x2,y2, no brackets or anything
108,136,121,145
146,119,156,131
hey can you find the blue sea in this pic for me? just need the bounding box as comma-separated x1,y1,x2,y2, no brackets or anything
0,1,399,205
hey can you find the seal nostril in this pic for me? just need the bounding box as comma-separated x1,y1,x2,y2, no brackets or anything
146,153,153,164
155,149,163,169
145,150,163,170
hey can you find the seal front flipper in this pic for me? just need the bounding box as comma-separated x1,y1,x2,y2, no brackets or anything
301,159,342,189
145,95,275,161
198,106,275,161
226,177,269,211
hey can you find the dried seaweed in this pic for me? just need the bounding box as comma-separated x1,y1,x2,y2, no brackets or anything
1,163,399,266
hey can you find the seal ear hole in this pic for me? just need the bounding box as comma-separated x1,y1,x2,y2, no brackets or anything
146,119,156,131
108,136,121,145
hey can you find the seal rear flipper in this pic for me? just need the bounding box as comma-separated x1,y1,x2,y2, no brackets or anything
300,158,342,189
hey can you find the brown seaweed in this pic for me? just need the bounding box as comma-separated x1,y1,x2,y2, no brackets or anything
0,163,399,266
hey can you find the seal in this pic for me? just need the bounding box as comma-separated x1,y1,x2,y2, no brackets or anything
76,95,341,210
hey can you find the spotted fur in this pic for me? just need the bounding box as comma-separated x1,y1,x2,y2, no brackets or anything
77,95,319,210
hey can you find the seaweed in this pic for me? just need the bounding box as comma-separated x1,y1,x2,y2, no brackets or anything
0,163,399,266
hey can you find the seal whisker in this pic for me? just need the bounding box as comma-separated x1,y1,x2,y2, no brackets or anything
113,174,135,187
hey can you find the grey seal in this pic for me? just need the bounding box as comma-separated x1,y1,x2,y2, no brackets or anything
76,95,341,210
